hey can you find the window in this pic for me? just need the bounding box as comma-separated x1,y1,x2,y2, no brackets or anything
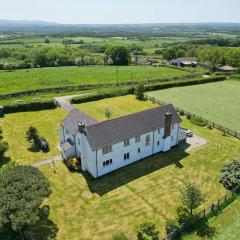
103,159,113,167
158,128,161,134
135,135,141,143
124,139,130,147
157,141,160,146
124,153,130,160
138,148,141,153
145,135,150,146
102,145,112,154
78,138,80,145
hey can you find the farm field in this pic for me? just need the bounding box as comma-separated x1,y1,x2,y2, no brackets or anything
183,197,240,240
0,108,67,165
147,79,240,132
37,95,240,240
0,65,191,94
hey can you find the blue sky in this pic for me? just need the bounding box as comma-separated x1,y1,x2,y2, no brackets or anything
1,0,240,24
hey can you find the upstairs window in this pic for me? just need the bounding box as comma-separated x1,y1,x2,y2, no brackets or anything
124,139,130,147
158,128,161,134
135,135,141,143
145,135,151,146
102,145,112,154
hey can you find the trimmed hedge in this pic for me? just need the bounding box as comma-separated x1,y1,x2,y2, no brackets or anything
71,76,226,104
3,99,57,114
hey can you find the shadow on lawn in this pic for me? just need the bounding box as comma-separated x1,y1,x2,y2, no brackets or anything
84,147,189,196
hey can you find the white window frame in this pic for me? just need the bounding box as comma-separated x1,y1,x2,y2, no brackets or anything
135,135,141,143
103,159,113,167
145,135,151,146
124,139,130,147
124,153,130,160
102,145,112,154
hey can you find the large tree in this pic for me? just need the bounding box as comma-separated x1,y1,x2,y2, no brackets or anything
180,183,205,216
26,126,41,148
220,160,240,191
105,46,131,66
136,221,160,240
0,165,51,237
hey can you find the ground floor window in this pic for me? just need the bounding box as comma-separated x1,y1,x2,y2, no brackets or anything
103,159,113,167
124,153,130,160
138,148,141,153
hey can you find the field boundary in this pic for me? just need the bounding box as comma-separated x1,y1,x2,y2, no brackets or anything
146,96,240,139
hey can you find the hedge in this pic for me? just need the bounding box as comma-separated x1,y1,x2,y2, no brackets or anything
71,76,226,104
3,99,57,114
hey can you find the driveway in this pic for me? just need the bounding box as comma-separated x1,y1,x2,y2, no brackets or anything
179,134,207,152
55,93,89,112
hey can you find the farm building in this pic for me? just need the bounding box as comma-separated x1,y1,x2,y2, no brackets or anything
60,105,186,178
168,57,197,67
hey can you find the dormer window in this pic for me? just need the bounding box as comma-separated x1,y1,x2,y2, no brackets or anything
102,145,112,154
124,139,130,147
145,135,150,146
135,135,141,143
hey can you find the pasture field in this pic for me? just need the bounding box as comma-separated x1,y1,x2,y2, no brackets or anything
0,65,190,94
183,197,240,240
37,95,240,240
147,79,240,132
0,108,67,165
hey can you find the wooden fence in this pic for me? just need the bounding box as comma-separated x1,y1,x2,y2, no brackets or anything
164,186,239,240
146,96,240,140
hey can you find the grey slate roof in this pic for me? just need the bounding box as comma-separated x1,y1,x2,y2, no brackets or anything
61,108,98,134
85,104,181,151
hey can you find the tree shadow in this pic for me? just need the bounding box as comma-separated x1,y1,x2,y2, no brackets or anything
195,218,217,240
0,156,12,167
27,145,41,153
24,205,59,240
84,147,189,196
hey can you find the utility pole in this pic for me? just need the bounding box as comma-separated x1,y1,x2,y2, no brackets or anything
116,54,119,86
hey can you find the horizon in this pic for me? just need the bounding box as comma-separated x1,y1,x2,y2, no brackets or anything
1,0,240,24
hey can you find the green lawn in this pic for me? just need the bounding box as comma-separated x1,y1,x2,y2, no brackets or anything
183,197,240,240
74,95,158,121
0,108,67,165
147,79,240,132
36,96,240,240
0,65,190,94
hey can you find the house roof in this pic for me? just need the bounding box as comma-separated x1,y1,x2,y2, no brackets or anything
85,104,181,151
60,141,73,152
61,108,98,134
170,57,197,63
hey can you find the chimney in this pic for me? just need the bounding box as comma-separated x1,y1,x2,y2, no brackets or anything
78,122,86,134
164,112,172,138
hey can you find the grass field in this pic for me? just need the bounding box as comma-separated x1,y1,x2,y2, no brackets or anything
183,197,240,240
0,109,67,165
147,79,240,132
36,95,240,240
0,65,191,94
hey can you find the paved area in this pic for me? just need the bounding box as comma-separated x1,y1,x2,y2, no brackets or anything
179,134,207,152
31,155,62,168
55,93,89,112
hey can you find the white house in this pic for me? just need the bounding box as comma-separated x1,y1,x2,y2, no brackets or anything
168,57,197,67
60,104,186,178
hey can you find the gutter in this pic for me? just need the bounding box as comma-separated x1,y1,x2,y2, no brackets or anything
95,150,98,178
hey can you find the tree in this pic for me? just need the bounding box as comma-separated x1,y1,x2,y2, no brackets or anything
44,38,50,44
105,46,131,66
135,84,145,100
0,165,51,236
105,108,112,119
0,141,8,163
26,126,41,148
220,160,240,191
165,219,180,235
180,183,205,216
75,57,83,66
136,221,160,240
112,231,129,240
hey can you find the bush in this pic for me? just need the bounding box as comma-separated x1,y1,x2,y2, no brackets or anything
165,219,180,235
190,116,207,127
136,221,160,240
179,110,184,116
3,99,57,114
112,231,129,240
135,84,145,100
220,160,240,191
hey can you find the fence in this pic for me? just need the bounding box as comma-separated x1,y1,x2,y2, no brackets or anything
146,96,240,140
164,185,240,240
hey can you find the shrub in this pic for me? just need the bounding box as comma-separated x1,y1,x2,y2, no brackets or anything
179,110,184,116
165,219,180,235
135,84,145,100
136,221,160,240
190,116,207,127
3,99,57,114
220,160,240,191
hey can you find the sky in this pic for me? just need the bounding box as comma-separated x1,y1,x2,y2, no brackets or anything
1,0,240,24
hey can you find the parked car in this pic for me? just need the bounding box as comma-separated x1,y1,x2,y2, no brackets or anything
186,130,193,137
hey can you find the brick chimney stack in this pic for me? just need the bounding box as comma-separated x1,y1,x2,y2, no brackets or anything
164,112,172,138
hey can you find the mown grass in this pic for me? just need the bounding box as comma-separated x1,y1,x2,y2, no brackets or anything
147,80,240,132
0,65,191,94
37,96,240,240
74,95,157,121
183,197,240,240
0,108,67,165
